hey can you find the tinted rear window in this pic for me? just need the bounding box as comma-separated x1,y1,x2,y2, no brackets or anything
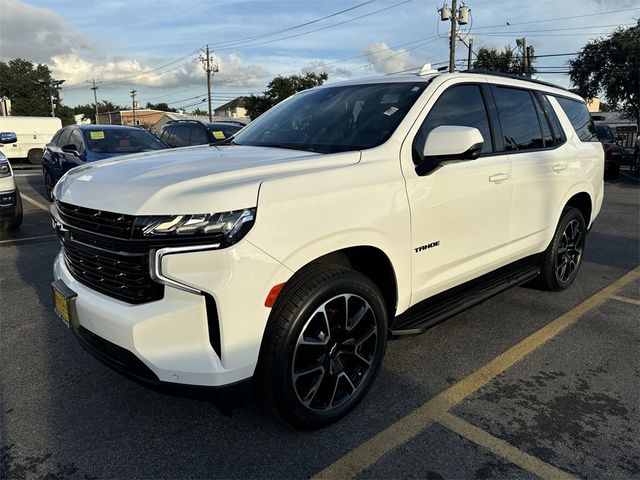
554,97,598,142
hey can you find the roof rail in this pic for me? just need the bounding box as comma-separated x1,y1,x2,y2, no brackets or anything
165,119,205,125
460,69,570,92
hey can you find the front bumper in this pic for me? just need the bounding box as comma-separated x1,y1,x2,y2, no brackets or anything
53,239,291,387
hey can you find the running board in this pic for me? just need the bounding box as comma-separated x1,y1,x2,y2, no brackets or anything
390,258,541,336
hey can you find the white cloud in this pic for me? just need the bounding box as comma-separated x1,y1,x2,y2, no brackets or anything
361,42,434,75
51,52,269,89
0,0,94,62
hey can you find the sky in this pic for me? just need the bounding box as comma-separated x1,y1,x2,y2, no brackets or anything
0,0,637,112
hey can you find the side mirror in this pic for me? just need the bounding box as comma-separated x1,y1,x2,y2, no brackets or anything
416,126,484,176
61,144,80,156
0,132,17,144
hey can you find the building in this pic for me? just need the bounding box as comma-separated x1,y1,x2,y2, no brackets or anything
96,109,165,129
213,97,249,119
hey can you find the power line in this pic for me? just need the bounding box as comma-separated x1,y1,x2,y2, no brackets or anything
472,6,639,30
207,0,379,49
213,0,413,52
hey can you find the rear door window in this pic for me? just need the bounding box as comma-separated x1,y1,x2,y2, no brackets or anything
493,87,544,151
190,126,209,145
554,96,598,142
171,125,192,147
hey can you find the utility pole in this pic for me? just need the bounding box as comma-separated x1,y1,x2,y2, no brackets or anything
200,46,219,121
206,45,212,121
130,90,137,125
439,2,470,73
467,37,473,70
87,79,101,124
449,0,457,73
520,38,528,76
34,78,65,117
526,46,533,77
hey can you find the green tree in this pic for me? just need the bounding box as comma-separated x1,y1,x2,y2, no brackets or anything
569,25,639,125
145,102,177,112
244,72,328,119
0,58,58,116
191,107,208,116
472,40,536,76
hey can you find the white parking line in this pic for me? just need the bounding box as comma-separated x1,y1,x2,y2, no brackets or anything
0,234,56,245
20,193,50,212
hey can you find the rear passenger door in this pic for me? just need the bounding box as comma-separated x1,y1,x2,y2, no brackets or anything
404,82,513,303
491,85,570,257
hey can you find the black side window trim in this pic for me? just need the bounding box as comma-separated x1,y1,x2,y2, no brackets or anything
489,84,568,155
532,91,567,148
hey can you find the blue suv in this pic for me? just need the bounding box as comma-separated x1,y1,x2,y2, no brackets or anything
42,125,168,200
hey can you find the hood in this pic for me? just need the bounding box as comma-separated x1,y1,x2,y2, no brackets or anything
55,145,360,215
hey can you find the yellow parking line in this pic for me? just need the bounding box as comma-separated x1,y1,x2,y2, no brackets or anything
20,193,50,212
437,412,576,480
313,266,640,479
611,295,640,306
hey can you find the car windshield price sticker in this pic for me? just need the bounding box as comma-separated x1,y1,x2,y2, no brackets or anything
212,131,225,140
90,131,105,140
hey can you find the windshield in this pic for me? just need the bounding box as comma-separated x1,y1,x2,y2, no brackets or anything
595,124,614,141
83,129,167,154
233,82,427,153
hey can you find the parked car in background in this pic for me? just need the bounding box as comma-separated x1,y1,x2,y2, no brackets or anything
594,123,623,180
0,132,23,231
0,116,62,164
159,120,244,148
42,125,169,200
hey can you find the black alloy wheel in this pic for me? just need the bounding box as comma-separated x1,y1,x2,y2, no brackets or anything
555,218,584,284
291,293,379,412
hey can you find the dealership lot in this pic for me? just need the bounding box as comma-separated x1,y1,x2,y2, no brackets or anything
1,172,638,479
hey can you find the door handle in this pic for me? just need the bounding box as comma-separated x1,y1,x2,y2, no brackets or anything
489,173,510,183
552,163,567,172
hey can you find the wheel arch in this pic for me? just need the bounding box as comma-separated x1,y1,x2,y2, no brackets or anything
306,246,399,321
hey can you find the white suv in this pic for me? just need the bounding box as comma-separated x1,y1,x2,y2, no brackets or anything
50,70,603,428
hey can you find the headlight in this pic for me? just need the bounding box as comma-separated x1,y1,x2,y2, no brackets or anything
134,208,256,247
0,160,11,178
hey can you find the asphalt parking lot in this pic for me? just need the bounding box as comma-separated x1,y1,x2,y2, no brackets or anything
1,170,639,479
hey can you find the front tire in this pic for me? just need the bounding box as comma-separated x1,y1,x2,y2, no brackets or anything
256,266,388,429
540,207,586,291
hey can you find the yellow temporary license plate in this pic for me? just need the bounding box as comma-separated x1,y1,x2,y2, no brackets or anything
51,280,77,328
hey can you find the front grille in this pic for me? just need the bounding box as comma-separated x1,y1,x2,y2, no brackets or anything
63,238,163,304
57,201,135,238
55,201,164,304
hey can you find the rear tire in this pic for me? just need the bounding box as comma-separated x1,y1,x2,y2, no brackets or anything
255,265,388,429
539,207,586,291
27,149,43,165
604,162,619,180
